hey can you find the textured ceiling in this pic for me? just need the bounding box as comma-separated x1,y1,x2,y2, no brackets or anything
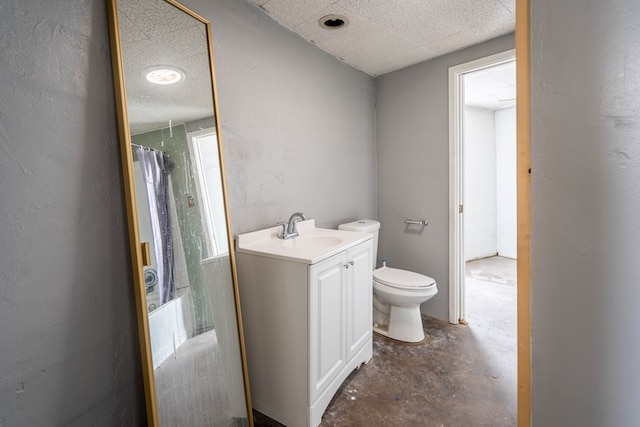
464,60,516,111
248,0,515,77
118,0,516,133
118,0,214,134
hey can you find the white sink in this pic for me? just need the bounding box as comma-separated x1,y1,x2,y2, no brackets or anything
235,219,371,264
282,234,345,250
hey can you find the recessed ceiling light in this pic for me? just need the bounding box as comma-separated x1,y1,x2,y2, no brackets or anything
143,66,185,85
319,14,349,30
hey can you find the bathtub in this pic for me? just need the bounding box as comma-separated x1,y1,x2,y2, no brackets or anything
148,291,195,369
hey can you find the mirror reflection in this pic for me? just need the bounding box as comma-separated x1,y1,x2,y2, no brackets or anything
111,0,250,425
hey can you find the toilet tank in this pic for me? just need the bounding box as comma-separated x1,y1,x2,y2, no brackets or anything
338,219,380,269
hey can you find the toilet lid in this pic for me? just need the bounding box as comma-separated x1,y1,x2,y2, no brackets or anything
373,267,436,290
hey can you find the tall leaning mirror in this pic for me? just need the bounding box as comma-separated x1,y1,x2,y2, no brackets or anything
106,0,252,425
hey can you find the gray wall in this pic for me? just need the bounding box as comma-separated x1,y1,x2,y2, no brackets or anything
183,0,377,234
375,34,514,321
463,106,498,261
0,0,374,424
6,0,638,424
0,0,145,424
531,0,640,425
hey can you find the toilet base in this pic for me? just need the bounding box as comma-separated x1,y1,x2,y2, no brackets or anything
373,305,425,343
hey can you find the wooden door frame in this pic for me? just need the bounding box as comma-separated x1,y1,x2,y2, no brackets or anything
516,0,531,424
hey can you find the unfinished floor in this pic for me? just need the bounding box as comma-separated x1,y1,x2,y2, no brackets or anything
254,256,516,426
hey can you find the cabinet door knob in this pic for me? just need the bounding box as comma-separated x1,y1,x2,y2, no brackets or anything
349,261,354,266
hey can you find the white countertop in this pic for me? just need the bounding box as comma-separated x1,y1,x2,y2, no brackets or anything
235,219,371,264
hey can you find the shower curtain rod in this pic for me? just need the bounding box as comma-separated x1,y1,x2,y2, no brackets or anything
132,143,163,153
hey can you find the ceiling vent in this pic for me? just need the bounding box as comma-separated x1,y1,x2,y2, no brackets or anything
318,14,349,30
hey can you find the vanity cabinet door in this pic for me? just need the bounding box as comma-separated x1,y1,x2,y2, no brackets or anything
309,252,347,404
346,241,372,361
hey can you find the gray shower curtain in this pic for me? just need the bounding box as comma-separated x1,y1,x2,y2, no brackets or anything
137,147,175,304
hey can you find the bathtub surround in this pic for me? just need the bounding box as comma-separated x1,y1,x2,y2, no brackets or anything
1,0,639,425
132,123,214,332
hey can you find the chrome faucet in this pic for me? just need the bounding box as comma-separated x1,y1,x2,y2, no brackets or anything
277,212,308,239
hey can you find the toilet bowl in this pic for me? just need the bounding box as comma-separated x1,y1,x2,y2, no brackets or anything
372,266,437,342
338,219,438,343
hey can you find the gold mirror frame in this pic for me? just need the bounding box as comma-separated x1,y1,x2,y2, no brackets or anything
106,0,252,424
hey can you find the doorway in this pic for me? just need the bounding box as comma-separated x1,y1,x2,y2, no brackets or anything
448,49,516,324
462,58,517,328
448,49,518,415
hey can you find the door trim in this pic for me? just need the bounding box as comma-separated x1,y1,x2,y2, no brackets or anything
516,0,532,423
447,49,516,324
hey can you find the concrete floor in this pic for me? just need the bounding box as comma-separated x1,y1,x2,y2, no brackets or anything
465,255,517,415
254,256,516,426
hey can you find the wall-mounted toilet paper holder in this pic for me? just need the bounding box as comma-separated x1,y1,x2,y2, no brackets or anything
404,218,429,226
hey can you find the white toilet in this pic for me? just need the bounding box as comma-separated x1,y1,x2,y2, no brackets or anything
339,219,437,343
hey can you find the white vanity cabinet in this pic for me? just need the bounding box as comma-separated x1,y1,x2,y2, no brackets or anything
235,226,372,427
309,241,372,404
